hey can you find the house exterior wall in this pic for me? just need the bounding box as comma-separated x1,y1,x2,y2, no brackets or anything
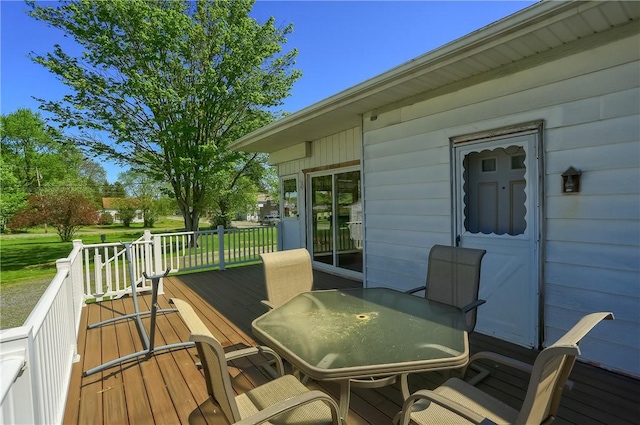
362,34,639,376
271,127,362,251
275,126,362,176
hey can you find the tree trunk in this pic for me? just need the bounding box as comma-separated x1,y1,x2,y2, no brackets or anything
180,208,200,247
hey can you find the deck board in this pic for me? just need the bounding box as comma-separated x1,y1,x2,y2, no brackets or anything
64,265,640,425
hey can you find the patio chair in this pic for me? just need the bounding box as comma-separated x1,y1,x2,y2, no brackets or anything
395,312,614,425
354,245,488,396
171,298,342,425
260,248,313,309
406,244,487,333
399,245,487,394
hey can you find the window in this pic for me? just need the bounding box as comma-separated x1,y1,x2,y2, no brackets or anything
463,146,526,236
282,178,298,218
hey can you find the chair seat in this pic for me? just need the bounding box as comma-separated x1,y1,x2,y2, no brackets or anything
409,377,518,425
237,374,334,425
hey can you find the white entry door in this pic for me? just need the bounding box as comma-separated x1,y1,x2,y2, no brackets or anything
280,176,301,250
454,131,540,347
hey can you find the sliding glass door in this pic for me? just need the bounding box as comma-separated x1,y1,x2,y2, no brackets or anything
308,167,362,273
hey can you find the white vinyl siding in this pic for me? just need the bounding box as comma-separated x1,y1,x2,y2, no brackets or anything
276,127,361,176
362,35,639,375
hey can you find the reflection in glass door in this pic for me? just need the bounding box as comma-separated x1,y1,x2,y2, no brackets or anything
309,169,362,273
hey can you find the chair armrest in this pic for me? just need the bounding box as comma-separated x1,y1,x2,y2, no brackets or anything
405,285,426,295
397,389,496,425
225,346,284,376
463,351,533,384
463,351,575,392
233,389,342,425
467,351,533,375
260,300,275,309
462,299,486,314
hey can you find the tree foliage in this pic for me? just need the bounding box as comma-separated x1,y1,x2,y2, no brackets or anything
0,108,92,193
0,108,56,192
118,170,172,227
0,159,28,231
8,187,98,241
101,181,126,198
28,0,301,233
206,152,276,227
1,108,108,227
112,198,139,227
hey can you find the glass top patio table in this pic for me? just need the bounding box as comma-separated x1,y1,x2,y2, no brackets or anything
251,288,469,381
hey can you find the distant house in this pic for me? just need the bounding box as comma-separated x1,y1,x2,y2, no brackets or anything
101,197,143,224
230,1,640,378
244,194,278,223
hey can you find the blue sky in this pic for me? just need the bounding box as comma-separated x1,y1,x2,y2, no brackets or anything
1,0,536,182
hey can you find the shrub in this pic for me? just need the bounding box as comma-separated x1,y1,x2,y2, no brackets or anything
98,212,114,225
8,189,98,241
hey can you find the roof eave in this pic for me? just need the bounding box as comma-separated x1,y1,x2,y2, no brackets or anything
229,1,584,153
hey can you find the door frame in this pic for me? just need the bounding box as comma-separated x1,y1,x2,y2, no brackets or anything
451,121,545,348
305,165,363,280
279,174,302,250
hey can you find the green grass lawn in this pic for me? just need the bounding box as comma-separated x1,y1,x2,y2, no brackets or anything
1,217,186,287
0,218,186,328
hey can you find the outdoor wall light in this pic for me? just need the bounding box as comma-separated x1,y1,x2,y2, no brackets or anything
561,166,581,193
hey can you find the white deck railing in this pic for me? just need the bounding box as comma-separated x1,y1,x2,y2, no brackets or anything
81,225,278,302
0,224,278,425
0,241,84,425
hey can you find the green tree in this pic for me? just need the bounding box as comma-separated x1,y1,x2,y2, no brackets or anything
113,198,139,227
1,108,60,192
78,158,108,204
1,108,107,206
206,153,275,227
118,170,171,227
101,181,126,198
0,159,28,231
8,186,98,241
28,0,300,236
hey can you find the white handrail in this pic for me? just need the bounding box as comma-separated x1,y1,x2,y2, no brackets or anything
81,226,278,300
0,243,84,425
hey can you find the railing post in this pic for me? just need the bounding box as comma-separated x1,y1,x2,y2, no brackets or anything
217,225,226,271
142,230,156,292
151,233,164,294
70,241,85,356
143,230,153,272
94,253,103,295
72,240,85,310
57,258,80,363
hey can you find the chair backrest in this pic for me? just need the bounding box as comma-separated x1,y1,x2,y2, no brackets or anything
171,298,241,423
260,248,313,308
517,312,614,425
425,245,486,332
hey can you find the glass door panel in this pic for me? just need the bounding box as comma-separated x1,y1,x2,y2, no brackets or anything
336,171,362,272
309,170,362,273
311,175,333,265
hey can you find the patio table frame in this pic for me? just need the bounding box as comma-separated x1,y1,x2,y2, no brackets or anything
251,288,469,421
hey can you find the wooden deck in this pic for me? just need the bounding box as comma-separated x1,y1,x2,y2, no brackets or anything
64,265,640,425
